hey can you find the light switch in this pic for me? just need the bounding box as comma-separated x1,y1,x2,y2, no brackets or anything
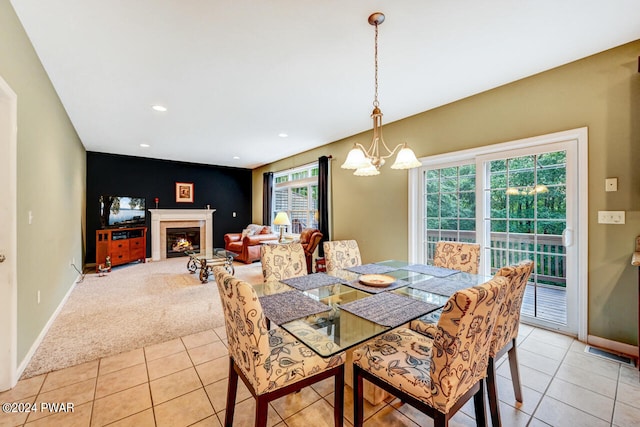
598,210,625,224
605,178,618,192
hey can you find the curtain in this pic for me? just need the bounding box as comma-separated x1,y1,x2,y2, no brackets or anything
318,156,330,257
262,172,273,225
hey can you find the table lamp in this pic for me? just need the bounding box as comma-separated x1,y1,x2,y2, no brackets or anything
273,212,291,243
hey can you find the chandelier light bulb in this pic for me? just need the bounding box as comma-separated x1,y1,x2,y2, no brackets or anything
341,145,369,169
353,159,380,176
391,144,422,169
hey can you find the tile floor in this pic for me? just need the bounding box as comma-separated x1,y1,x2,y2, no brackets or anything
1,323,639,427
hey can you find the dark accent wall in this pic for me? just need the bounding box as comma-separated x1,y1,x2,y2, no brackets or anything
86,152,252,263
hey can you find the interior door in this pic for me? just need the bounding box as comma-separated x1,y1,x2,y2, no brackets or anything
478,140,579,334
0,75,17,391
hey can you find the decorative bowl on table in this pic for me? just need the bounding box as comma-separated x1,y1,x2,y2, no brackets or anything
359,274,395,287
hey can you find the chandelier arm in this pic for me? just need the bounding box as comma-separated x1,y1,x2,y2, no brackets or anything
364,139,379,159
377,140,404,160
372,112,401,160
353,142,373,158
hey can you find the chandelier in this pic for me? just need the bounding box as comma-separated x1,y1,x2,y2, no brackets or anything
341,12,421,176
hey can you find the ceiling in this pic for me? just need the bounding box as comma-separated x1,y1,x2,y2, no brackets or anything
10,1,640,169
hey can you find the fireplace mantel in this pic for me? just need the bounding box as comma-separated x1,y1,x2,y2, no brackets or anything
149,209,216,261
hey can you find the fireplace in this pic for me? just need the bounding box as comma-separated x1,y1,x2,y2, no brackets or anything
149,209,216,261
166,227,201,258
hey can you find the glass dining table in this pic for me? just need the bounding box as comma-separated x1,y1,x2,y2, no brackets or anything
254,260,491,358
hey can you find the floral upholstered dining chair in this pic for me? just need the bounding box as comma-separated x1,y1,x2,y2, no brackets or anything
323,240,362,276
410,240,481,338
213,267,345,427
352,275,508,427
486,260,534,427
409,259,534,427
433,240,481,274
260,242,307,282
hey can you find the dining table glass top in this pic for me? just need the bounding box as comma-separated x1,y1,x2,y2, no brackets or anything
253,260,491,357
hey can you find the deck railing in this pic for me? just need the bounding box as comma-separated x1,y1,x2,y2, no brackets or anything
425,230,566,288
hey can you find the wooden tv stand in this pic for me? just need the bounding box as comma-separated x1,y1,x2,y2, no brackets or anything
96,227,147,270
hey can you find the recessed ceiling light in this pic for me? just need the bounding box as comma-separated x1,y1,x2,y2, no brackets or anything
151,105,167,112
278,133,288,138
232,156,240,160
140,143,150,148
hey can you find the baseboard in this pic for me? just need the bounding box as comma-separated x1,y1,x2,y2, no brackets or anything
16,273,81,378
587,334,639,359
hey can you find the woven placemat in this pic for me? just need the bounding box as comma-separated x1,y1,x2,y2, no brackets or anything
401,264,459,277
345,278,409,294
409,277,471,297
345,264,398,275
339,292,439,327
259,290,330,325
280,273,346,291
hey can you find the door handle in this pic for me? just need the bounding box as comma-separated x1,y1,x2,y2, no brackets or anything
562,229,573,247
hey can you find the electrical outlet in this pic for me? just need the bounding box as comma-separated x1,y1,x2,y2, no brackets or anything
598,210,625,224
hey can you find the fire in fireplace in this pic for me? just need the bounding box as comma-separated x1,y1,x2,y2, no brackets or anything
166,227,201,258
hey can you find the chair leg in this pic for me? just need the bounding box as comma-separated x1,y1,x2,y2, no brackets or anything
486,357,501,427
334,365,344,427
474,379,487,427
507,338,523,403
433,410,449,427
255,395,269,427
225,358,239,427
353,365,364,427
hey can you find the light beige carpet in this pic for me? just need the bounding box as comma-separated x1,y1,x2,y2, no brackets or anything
22,257,264,379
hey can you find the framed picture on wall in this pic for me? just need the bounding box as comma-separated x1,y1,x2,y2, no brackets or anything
176,182,194,203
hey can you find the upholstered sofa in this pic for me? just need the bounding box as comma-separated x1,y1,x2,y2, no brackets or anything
224,224,278,264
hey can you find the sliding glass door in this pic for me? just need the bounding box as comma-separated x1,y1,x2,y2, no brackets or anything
478,142,577,332
414,132,584,336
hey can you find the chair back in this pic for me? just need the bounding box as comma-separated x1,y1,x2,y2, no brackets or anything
490,260,534,356
323,240,362,275
433,241,480,273
260,242,307,282
213,267,271,391
299,228,322,250
430,275,508,412
299,228,323,272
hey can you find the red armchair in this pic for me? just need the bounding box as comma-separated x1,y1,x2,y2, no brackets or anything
299,228,323,273
224,225,278,264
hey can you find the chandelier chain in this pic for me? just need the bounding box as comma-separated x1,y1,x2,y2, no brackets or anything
373,22,379,108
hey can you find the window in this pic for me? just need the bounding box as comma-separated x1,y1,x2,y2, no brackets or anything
423,163,476,264
273,163,319,234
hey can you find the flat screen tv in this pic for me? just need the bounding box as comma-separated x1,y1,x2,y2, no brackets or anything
99,196,146,228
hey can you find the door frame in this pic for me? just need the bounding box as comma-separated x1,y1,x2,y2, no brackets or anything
409,127,588,341
0,74,18,391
